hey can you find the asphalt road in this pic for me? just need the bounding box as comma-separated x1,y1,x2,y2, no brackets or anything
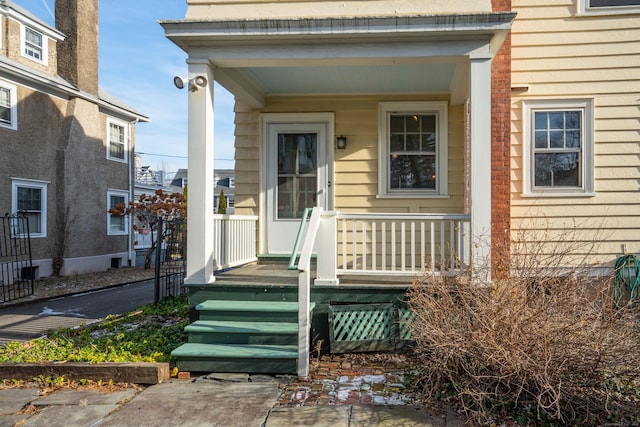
0,280,155,345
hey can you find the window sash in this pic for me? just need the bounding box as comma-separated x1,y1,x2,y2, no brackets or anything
16,187,42,234
0,87,11,125
108,194,127,234
24,27,43,60
108,122,126,160
589,0,640,7
388,113,439,192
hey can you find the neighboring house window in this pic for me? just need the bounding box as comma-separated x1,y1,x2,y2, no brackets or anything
107,190,129,235
378,101,448,197
11,178,48,237
107,119,128,162
21,25,47,64
0,81,17,130
523,100,594,196
578,0,640,14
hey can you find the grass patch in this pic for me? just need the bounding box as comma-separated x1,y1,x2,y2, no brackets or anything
0,295,188,365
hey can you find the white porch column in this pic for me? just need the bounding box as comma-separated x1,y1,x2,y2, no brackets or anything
469,57,492,283
184,60,216,285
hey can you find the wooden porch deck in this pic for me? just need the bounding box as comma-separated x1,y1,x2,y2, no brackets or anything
212,262,419,288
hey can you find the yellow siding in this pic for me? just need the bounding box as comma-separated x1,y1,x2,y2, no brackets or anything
511,0,640,268
186,0,492,20
233,95,466,248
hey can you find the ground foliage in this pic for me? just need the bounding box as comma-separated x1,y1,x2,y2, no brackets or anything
407,270,640,425
0,295,188,365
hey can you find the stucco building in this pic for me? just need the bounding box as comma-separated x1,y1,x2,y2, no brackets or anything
0,0,148,278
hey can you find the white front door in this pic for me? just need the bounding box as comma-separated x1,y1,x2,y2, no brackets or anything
265,121,330,254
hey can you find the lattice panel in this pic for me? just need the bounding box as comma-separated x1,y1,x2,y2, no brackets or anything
331,304,392,342
398,307,416,340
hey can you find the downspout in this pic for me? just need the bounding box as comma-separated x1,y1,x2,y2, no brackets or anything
128,118,139,266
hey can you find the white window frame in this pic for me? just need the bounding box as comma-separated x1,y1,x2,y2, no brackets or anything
378,101,449,198
106,118,129,163
577,0,640,15
11,178,48,238
107,190,129,236
20,24,48,65
522,99,594,197
0,80,18,130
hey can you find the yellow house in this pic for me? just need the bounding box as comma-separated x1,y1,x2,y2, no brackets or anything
510,0,640,271
162,0,516,376
162,0,640,377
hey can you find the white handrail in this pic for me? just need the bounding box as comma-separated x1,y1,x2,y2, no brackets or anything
296,207,323,378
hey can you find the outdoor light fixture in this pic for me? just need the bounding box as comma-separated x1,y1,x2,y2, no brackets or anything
336,135,347,150
173,75,208,92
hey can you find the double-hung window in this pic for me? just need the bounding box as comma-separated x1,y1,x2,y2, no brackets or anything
21,25,47,64
378,102,448,197
578,0,640,14
0,81,17,130
107,119,128,162
523,100,594,196
107,190,129,235
12,179,48,237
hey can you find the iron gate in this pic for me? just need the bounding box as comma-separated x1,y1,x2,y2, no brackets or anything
154,218,186,302
1,215,34,303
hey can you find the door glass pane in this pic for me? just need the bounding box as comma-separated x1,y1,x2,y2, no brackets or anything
277,133,317,219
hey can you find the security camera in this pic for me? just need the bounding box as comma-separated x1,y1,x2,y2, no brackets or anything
173,76,188,90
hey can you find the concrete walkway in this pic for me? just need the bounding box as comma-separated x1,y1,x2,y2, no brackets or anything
0,378,463,426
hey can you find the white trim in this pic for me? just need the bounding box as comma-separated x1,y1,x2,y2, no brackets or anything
577,0,640,15
378,101,449,198
20,23,48,66
522,99,594,197
106,117,129,163
107,189,129,236
0,79,18,130
11,178,48,238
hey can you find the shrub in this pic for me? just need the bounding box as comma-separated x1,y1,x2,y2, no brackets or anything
407,237,640,425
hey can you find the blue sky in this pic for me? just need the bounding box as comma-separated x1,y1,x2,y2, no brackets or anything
16,0,236,175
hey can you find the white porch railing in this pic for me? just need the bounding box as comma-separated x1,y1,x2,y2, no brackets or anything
212,214,258,271
314,212,471,279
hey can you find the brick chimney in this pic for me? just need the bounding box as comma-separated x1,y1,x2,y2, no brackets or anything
55,0,99,95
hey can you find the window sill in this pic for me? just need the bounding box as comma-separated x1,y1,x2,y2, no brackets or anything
107,157,128,163
376,193,450,199
521,191,596,198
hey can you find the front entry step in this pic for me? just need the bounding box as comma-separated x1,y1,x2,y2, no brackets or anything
171,343,298,374
172,300,315,374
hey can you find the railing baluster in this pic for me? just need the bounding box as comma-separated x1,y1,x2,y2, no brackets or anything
391,221,396,271
430,221,435,273
440,220,445,273
450,220,455,270
352,220,357,271
401,221,406,272
341,218,347,271
372,221,377,271
420,221,425,271
410,222,415,272
382,221,387,271
362,220,367,272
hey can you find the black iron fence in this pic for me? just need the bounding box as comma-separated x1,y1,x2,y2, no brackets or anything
0,215,34,303
154,218,186,302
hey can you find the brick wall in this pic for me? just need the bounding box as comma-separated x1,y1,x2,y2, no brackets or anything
491,0,512,277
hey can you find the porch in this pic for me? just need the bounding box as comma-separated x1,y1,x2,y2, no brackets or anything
172,211,470,376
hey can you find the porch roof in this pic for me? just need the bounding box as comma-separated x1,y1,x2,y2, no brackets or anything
161,12,515,107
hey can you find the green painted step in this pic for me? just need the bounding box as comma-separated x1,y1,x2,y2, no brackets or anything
185,320,297,345
172,343,298,358
171,343,298,374
195,300,315,322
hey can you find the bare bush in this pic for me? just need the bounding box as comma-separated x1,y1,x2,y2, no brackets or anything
407,232,640,425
